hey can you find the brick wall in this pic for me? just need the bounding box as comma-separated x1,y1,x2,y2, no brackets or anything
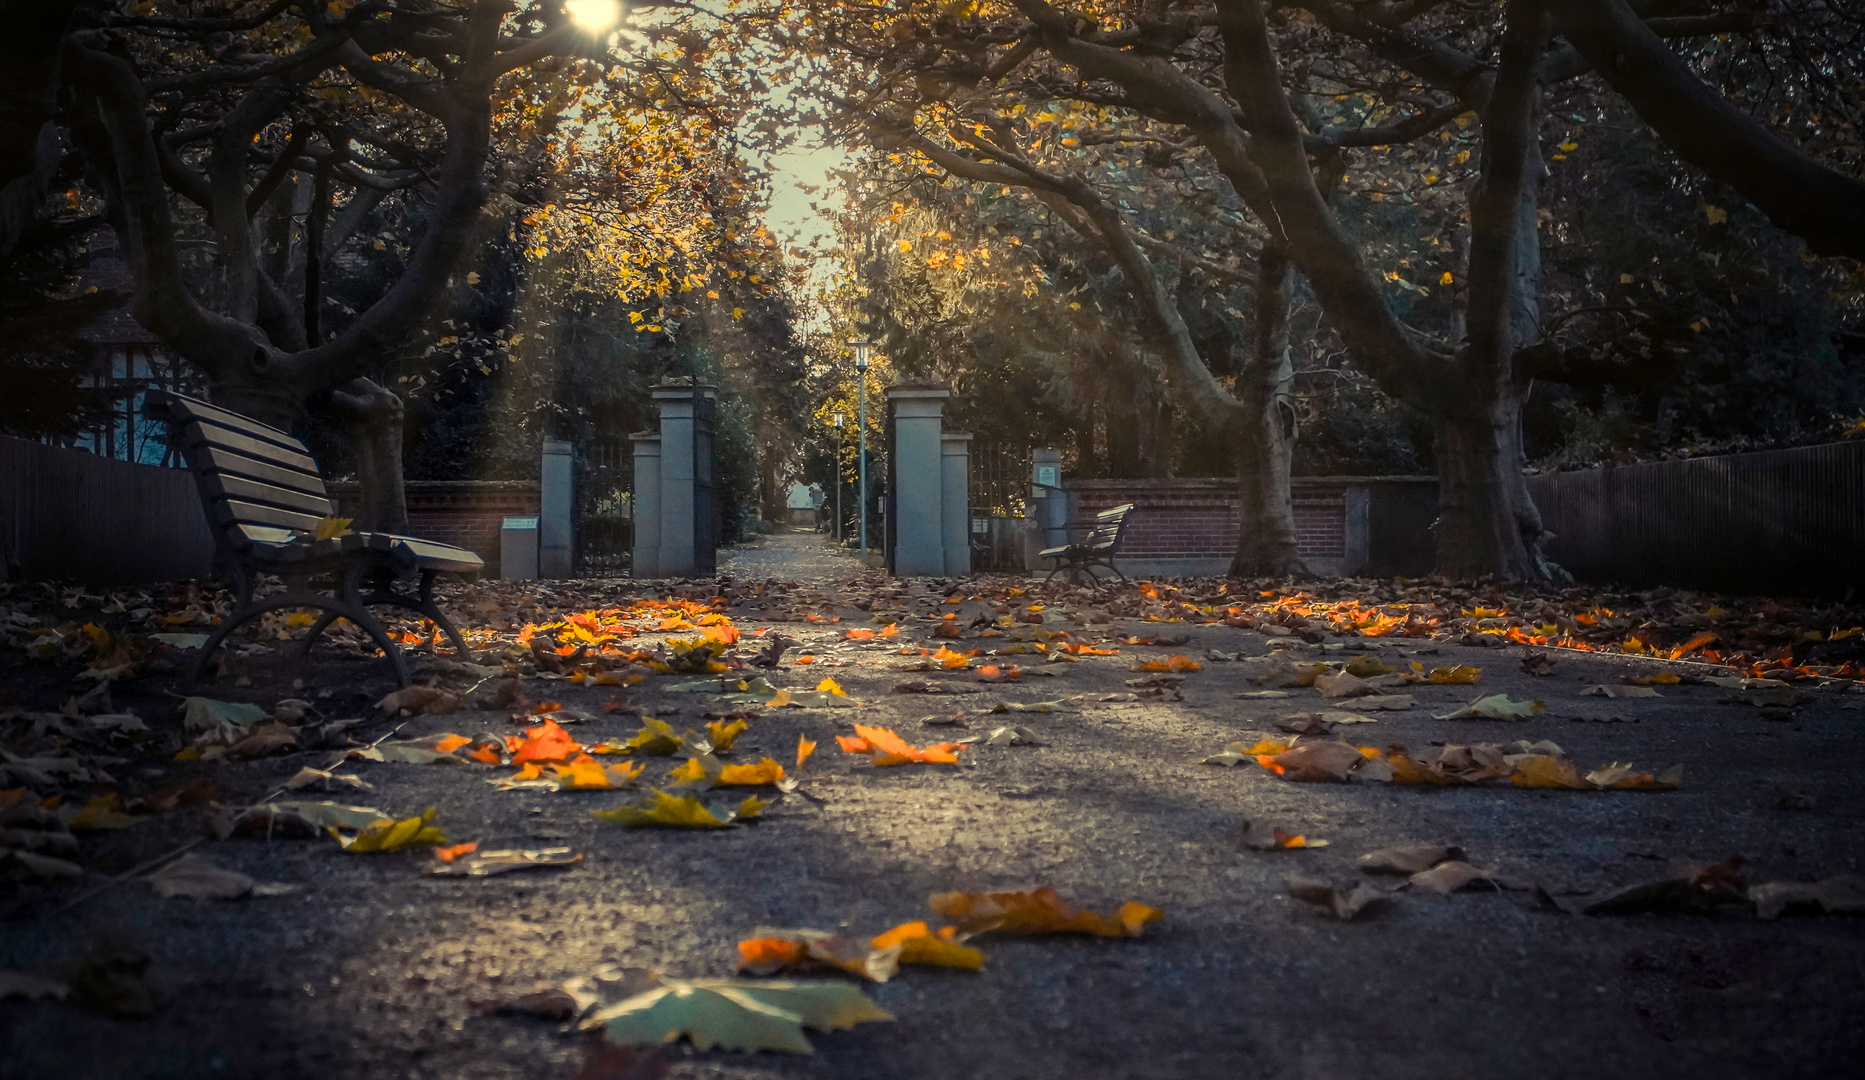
329,481,540,578
1062,476,1434,576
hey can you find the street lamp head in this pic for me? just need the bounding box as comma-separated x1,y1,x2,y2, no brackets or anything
847,338,872,370
833,412,844,426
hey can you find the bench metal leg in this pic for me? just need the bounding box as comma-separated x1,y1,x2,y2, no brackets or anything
301,568,473,663
194,562,409,687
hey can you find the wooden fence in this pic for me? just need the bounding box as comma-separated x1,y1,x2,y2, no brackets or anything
0,435,214,585
1528,441,1865,597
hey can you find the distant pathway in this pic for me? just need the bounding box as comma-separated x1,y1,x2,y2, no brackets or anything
719,527,863,580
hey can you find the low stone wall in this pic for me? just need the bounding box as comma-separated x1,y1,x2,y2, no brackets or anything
1061,476,1438,578
329,481,539,579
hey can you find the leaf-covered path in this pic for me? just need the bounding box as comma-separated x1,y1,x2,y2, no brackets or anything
3,566,1864,1079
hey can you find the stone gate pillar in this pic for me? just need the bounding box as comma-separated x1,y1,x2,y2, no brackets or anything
942,433,972,576
629,431,661,577
886,381,951,576
1025,447,1070,571
650,381,718,578
539,439,573,578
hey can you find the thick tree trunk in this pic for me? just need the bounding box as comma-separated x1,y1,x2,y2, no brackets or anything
326,378,409,534
1433,387,1546,581
1437,0,1556,583
1230,243,1306,577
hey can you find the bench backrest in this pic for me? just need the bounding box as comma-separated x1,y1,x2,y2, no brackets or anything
1085,503,1134,553
148,390,334,549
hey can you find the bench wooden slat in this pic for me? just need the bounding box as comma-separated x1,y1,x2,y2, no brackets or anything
200,473,334,518
212,498,327,536
179,421,319,473
162,396,310,454
348,533,485,573
193,445,329,498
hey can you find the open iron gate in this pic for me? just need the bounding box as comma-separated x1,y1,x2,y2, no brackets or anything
574,439,631,577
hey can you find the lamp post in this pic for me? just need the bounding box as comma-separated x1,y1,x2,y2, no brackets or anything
849,339,872,559
832,411,845,543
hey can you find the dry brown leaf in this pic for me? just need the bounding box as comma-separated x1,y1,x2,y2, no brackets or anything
1289,877,1390,920
376,686,460,716
1260,741,1366,783
1406,861,1496,895
1750,875,1865,919
1314,671,1379,699
1358,845,1464,875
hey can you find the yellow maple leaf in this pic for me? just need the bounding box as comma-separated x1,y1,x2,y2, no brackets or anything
314,516,354,541
870,921,985,969
339,807,448,852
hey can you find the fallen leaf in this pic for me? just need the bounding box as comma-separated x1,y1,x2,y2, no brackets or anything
336,806,449,852
1584,762,1684,790
981,725,1046,747
1411,664,1482,685
837,725,964,766
1343,655,1395,678
1569,856,1747,915
1131,654,1202,673
433,841,480,863
1261,741,1367,783
511,719,582,764
1508,755,1592,789
1520,650,1556,676
928,887,1162,938
1358,845,1463,875
180,696,270,734
313,515,354,540
427,847,583,877
1238,820,1326,850
1314,672,1380,699
583,977,893,1054
705,719,747,752
1750,875,1865,919
737,930,899,982
1435,694,1546,720
1406,861,1497,895
375,686,460,716
1288,877,1389,920
1623,670,1682,686
65,937,154,1019
1334,694,1417,711
1252,662,1330,688
0,970,67,1001
869,921,985,969
145,854,275,900
1581,684,1659,699
989,699,1070,713
1202,737,1290,766
591,789,766,828
66,793,143,830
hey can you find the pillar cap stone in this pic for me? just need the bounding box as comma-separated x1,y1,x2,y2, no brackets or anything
884,378,950,399
651,379,718,401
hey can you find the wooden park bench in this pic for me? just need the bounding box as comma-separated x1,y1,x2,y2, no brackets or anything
148,390,482,687
1039,502,1135,588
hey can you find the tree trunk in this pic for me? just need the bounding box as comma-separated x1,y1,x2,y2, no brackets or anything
1437,0,1556,583
1432,386,1546,581
1230,243,1306,577
326,377,409,534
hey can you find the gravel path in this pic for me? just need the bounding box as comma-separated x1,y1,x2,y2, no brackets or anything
4,567,1863,1080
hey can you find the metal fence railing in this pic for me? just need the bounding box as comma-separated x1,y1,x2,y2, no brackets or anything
970,443,1030,519
1527,440,1865,597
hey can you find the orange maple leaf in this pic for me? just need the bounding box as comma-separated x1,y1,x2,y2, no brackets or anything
432,841,479,863
510,718,580,765
839,724,963,766
929,887,1162,937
